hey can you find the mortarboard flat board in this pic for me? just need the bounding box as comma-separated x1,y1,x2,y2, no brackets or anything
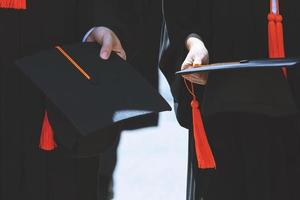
15,43,171,157
176,58,300,75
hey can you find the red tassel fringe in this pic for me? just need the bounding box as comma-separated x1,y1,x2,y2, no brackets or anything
0,0,26,9
191,99,216,169
39,112,57,151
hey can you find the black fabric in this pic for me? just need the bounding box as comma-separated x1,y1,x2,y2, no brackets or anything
160,0,300,200
1,0,164,199
0,1,114,199
0,2,94,199
98,134,121,200
187,113,300,200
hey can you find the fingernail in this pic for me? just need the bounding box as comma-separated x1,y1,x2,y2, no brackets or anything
101,51,109,59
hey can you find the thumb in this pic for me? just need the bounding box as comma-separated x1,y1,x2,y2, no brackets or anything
193,56,203,67
181,53,194,70
99,34,113,60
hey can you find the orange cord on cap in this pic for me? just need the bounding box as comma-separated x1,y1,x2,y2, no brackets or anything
184,79,216,169
55,46,91,80
268,0,287,77
0,0,26,9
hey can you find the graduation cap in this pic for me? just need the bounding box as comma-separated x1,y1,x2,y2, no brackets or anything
176,58,300,170
176,58,300,75
15,43,171,157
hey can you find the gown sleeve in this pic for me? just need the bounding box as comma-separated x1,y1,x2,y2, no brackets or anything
160,0,207,129
76,0,126,47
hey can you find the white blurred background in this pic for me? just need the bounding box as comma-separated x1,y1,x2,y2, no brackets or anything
114,71,189,200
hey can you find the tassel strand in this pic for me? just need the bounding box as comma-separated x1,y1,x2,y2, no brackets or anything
0,0,26,9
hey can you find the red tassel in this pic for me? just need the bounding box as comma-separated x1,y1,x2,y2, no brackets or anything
39,111,57,151
268,13,278,58
268,0,287,78
0,0,26,9
184,80,216,169
191,99,216,169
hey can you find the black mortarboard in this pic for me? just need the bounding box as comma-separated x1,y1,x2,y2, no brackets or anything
15,43,171,157
176,58,300,75
176,58,300,170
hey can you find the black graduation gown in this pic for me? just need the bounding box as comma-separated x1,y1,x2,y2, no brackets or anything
160,0,300,199
0,0,163,199
107,0,162,129
94,1,162,198
0,1,121,199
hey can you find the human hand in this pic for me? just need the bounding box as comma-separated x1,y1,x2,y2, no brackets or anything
86,27,127,60
181,37,209,85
